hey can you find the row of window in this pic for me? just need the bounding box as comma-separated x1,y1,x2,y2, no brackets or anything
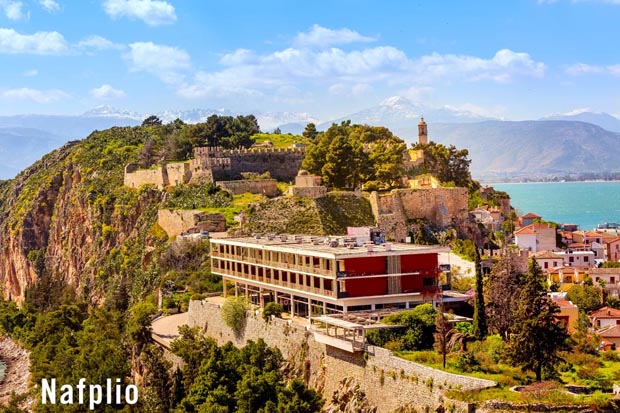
212,244,333,272
213,258,334,293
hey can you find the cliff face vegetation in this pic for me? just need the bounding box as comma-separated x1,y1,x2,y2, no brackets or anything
0,126,166,305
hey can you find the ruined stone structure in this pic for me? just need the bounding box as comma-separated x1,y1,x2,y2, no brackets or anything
189,146,305,183
216,179,279,197
157,209,226,237
186,300,494,413
124,146,305,189
369,188,469,241
288,170,327,199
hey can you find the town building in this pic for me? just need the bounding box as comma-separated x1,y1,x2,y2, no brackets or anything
589,306,620,329
514,223,556,253
555,250,596,267
519,212,541,227
588,268,620,286
599,325,620,351
605,237,620,262
532,250,563,271
210,234,446,317
549,293,579,333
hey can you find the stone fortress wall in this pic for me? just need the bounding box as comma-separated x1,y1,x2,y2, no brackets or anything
370,188,469,241
187,300,493,413
124,146,306,189
157,209,226,237
215,179,279,197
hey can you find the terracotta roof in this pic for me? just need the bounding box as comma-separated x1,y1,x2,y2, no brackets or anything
554,299,576,308
567,243,589,248
589,307,620,319
533,251,563,259
522,212,541,219
604,237,620,244
585,231,602,237
589,268,620,275
599,325,620,338
515,223,554,235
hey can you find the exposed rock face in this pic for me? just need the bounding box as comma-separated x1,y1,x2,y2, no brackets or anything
0,136,163,304
323,377,377,413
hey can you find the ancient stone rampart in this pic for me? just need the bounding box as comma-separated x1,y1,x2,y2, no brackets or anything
216,179,279,197
370,188,469,241
157,209,226,237
187,300,493,413
124,163,167,189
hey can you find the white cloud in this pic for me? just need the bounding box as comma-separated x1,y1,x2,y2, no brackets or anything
125,42,190,84
90,84,126,99
1,1,27,21
179,43,545,100
0,87,69,103
566,63,620,76
39,0,59,11
103,0,176,26
413,49,545,83
22,69,38,77
77,35,124,51
294,24,376,48
0,28,68,54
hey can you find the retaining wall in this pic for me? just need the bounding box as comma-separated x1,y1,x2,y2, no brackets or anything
187,300,493,413
216,179,279,196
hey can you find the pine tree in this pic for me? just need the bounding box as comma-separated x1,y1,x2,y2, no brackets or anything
472,247,487,340
506,259,571,381
433,305,452,368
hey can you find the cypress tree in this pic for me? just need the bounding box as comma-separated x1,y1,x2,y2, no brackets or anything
473,246,487,340
506,259,571,381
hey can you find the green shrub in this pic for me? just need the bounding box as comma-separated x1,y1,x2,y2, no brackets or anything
262,302,283,321
222,296,248,333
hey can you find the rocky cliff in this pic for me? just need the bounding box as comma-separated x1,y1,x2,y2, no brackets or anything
0,127,165,305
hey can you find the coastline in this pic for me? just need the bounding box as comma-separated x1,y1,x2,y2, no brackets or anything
0,336,31,409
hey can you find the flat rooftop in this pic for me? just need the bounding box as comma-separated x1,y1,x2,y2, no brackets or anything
211,235,448,259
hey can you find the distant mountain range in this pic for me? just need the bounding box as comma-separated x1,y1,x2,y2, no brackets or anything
1,99,620,181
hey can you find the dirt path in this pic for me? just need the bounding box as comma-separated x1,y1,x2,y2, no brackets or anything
0,336,32,410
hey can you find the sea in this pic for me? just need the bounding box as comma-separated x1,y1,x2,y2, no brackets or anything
492,181,620,231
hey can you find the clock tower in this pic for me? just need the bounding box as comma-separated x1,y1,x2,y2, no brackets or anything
418,117,428,145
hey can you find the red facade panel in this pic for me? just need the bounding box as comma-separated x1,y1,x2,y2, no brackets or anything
401,275,423,293
400,253,438,275
343,256,386,275
343,278,387,297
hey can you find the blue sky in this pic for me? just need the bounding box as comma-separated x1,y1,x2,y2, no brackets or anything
1,0,620,120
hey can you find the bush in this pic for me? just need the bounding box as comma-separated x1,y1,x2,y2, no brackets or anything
221,296,248,333
262,302,283,321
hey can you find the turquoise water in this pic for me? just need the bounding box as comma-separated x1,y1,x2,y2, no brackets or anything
492,182,620,231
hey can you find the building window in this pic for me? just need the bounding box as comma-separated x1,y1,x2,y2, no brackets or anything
569,257,574,263
584,256,589,262
544,262,548,269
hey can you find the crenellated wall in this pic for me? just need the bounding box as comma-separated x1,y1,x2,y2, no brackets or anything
157,209,226,237
186,300,493,413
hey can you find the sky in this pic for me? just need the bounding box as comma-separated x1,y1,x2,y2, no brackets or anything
1,0,620,121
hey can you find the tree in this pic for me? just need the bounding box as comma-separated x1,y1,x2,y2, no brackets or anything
302,123,318,141
138,138,158,168
321,134,355,189
567,282,602,313
506,259,570,381
473,247,487,340
434,306,452,368
412,142,472,187
485,254,526,340
142,115,163,127
221,296,249,334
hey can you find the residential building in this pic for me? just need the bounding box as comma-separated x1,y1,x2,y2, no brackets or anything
555,250,595,267
599,325,620,351
470,206,504,232
210,235,445,317
604,237,620,262
549,293,579,333
514,223,556,253
588,268,620,286
572,230,604,245
519,212,541,227
589,306,620,329
547,266,588,286
532,250,563,271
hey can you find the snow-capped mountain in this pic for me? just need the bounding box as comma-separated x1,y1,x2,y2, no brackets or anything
540,110,620,133
319,96,493,133
81,105,142,120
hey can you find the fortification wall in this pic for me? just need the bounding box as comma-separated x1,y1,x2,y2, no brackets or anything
157,209,226,237
187,300,492,413
216,179,279,197
288,186,327,199
124,163,167,189
165,162,191,186
370,188,469,241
